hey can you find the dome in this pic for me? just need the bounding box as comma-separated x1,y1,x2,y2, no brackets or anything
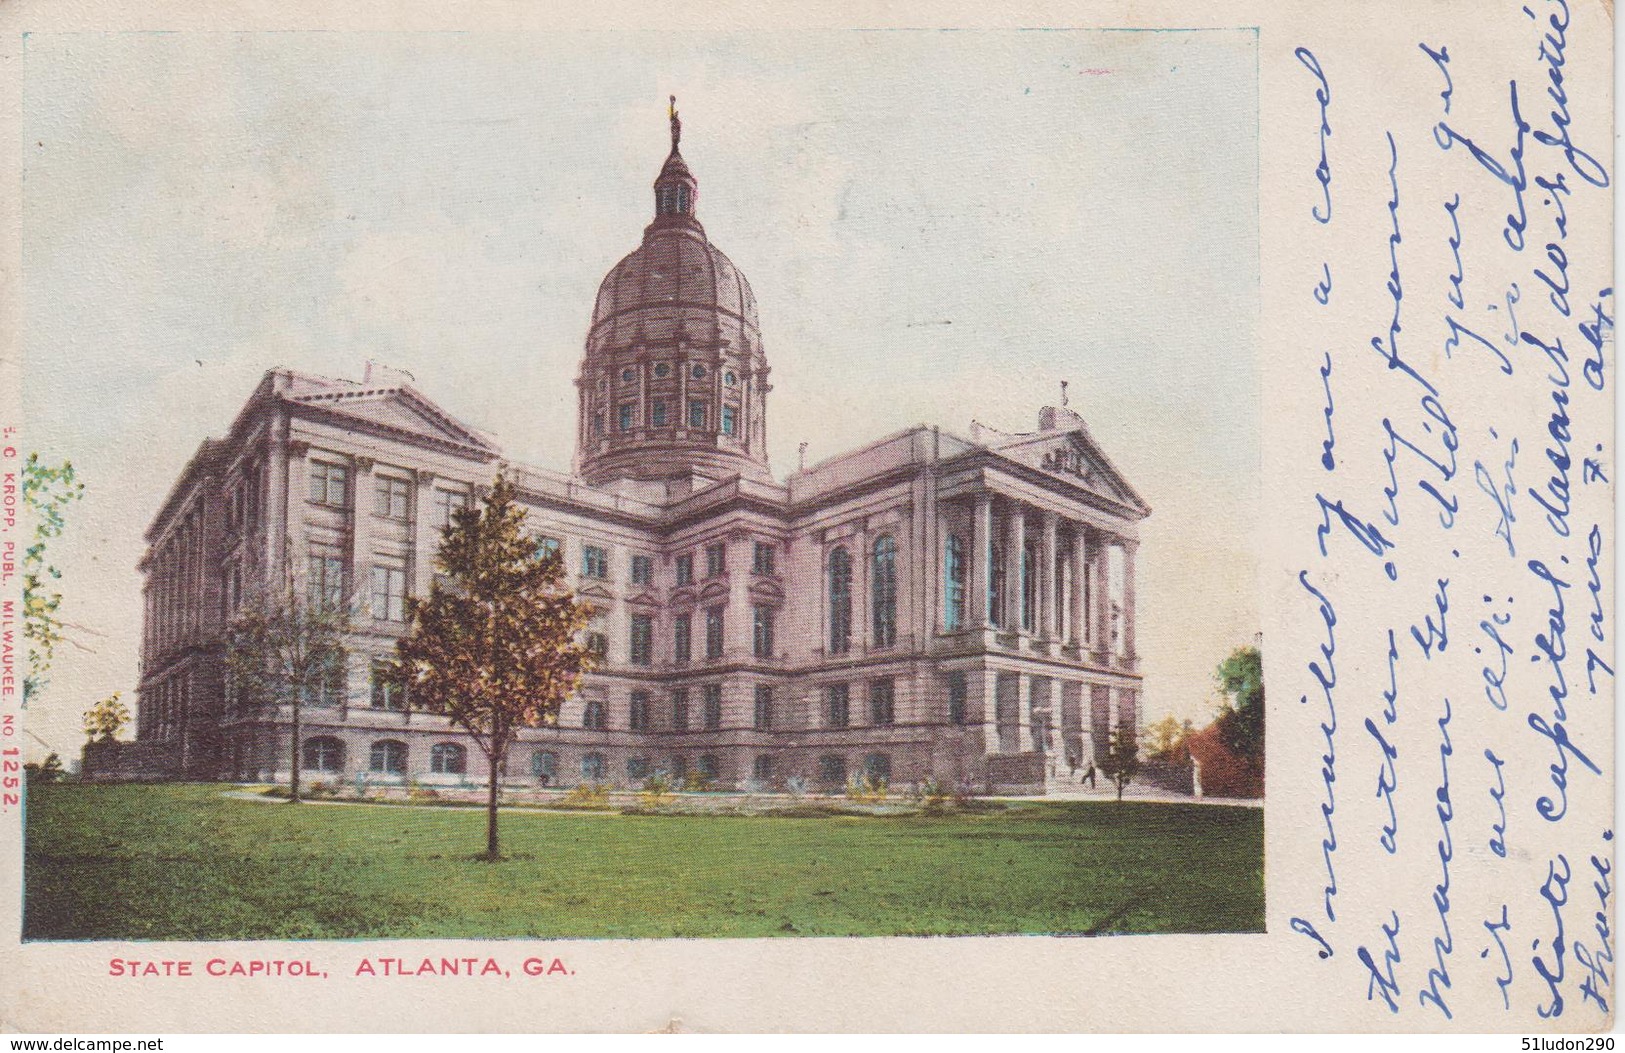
586,226,760,355
574,100,773,487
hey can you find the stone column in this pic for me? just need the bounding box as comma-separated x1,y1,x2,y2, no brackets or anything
351,457,377,615
265,415,290,579
412,470,439,598
1067,527,1085,645
1015,672,1033,754
1039,511,1058,640
283,441,310,597
1121,539,1138,663
1005,504,1025,633
857,523,872,650
1092,532,1113,661
969,493,992,629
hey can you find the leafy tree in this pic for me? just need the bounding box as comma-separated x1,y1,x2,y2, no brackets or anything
396,471,596,861
21,454,85,703
224,572,354,803
24,752,65,784
1145,715,1193,762
1214,645,1264,773
1100,719,1140,801
81,691,130,741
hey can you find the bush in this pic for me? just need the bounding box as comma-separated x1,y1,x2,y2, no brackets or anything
638,772,675,809
24,753,65,784
844,774,889,804
406,782,441,803
681,770,714,793
563,782,611,807
784,775,809,798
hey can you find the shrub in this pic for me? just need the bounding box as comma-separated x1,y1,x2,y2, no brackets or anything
681,770,713,793
563,782,611,807
24,753,65,784
785,775,809,798
638,771,675,809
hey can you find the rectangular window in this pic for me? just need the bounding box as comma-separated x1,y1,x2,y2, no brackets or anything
944,534,967,631
628,756,651,782
586,631,609,658
582,544,609,579
370,659,407,711
675,553,694,586
435,488,469,529
673,613,692,664
826,683,850,729
371,564,408,621
688,400,706,428
375,476,411,520
705,606,725,660
705,543,726,577
629,691,650,731
309,462,348,508
630,614,653,666
536,535,561,561
618,403,635,431
870,677,895,726
947,672,969,725
302,648,346,707
752,542,776,576
721,404,737,436
703,684,722,730
651,400,667,426
592,413,604,436
671,687,689,731
631,554,654,585
753,685,773,731
752,604,776,658
307,553,346,609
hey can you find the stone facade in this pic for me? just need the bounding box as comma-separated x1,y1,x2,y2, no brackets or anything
113,110,1149,794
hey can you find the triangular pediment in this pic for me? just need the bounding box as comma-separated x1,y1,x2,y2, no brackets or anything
989,430,1149,514
578,583,617,603
625,590,661,608
289,384,499,455
698,580,729,602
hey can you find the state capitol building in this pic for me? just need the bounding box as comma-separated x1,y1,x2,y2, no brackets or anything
119,108,1150,794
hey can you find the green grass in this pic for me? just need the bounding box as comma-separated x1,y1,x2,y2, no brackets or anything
24,783,1263,940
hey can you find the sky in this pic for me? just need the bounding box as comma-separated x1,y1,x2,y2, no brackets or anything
19,28,1259,760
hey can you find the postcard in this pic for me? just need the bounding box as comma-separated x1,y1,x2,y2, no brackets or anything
0,0,1612,1034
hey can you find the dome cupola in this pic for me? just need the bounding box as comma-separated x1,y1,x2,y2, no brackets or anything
575,99,772,487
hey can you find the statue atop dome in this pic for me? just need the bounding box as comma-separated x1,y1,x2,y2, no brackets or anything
573,102,772,487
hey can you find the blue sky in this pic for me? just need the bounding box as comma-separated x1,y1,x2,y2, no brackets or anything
21,28,1258,757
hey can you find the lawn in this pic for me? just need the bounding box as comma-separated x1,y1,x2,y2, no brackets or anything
23,783,1263,940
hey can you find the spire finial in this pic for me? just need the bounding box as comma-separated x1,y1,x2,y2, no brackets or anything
668,95,681,152
1060,380,1070,407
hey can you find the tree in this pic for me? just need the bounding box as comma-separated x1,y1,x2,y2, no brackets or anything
396,471,595,861
1144,715,1193,762
21,454,85,703
82,692,130,741
1100,720,1140,801
24,753,65,784
1213,645,1264,773
224,571,354,803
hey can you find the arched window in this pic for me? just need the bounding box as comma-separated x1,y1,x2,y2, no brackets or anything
944,534,966,631
581,752,606,782
531,750,557,782
369,740,406,774
303,736,344,773
582,700,606,730
828,547,852,655
818,754,846,786
872,534,897,647
430,742,467,775
697,754,719,783
864,753,892,784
